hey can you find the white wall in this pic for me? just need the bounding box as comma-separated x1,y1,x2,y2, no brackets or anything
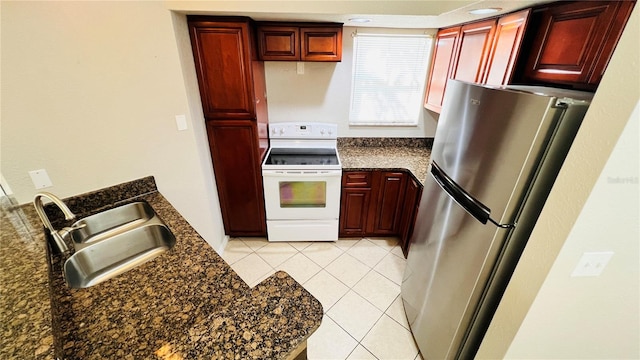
265,27,439,138
477,5,640,359
1,1,226,250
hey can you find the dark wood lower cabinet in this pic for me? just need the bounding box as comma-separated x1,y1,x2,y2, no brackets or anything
398,176,422,257
340,188,371,236
367,172,407,235
206,120,266,236
339,170,423,257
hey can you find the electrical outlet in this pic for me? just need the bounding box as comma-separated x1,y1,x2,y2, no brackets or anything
571,251,614,277
29,169,53,189
296,62,304,75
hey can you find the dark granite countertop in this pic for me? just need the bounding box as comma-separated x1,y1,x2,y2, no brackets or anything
2,177,322,359
1,198,55,359
338,138,432,184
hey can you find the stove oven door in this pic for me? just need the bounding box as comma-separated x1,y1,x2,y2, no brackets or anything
262,169,342,221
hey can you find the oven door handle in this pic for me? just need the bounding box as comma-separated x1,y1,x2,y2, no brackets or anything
262,170,342,177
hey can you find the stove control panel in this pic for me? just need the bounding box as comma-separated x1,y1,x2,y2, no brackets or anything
269,122,338,140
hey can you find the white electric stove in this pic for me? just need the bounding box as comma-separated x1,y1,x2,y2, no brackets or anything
261,122,342,242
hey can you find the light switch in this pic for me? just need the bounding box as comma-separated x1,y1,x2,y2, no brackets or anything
29,169,53,189
571,251,614,277
175,115,188,131
296,62,304,75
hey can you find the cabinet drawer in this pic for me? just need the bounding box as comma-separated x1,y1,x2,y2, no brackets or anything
343,171,372,187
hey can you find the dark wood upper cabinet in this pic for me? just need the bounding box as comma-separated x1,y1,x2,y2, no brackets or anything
424,1,634,108
424,26,461,113
452,19,497,83
300,26,343,61
189,19,258,120
484,9,531,85
520,0,635,89
424,12,528,112
257,23,343,62
256,26,299,61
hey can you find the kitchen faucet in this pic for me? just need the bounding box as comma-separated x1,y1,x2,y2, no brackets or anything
33,192,77,253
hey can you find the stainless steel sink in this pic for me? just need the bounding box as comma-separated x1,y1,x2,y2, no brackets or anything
33,193,176,289
65,201,156,249
64,223,176,288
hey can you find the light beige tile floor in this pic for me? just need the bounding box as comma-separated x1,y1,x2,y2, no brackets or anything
222,236,423,360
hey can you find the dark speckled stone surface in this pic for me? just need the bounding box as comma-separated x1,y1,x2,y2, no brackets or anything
3,177,322,359
1,198,54,359
338,138,432,184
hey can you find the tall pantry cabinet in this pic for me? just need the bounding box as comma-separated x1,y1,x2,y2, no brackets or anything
188,17,268,236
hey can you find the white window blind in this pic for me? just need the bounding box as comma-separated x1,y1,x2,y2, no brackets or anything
349,33,432,126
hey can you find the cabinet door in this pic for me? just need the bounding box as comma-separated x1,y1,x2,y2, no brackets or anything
452,19,497,83
189,20,257,120
399,176,422,258
340,188,372,236
587,1,635,85
368,172,406,235
206,121,266,236
300,26,343,61
257,26,299,61
339,171,372,236
521,1,628,87
424,27,460,113
484,9,530,86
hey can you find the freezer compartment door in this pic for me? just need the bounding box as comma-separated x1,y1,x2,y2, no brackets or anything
402,172,510,360
432,80,566,225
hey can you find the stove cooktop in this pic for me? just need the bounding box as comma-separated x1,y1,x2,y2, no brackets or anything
263,148,340,166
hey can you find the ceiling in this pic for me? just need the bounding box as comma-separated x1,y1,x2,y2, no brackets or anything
167,0,554,28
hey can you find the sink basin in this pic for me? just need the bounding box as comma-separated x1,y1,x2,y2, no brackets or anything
64,224,176,288
66,201,155,249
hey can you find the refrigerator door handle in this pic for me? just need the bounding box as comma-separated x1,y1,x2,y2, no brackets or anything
430,162,514,229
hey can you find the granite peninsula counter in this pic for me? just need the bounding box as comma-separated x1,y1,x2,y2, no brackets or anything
2,177,322,359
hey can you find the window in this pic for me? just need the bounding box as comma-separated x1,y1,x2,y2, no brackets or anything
349,33,432,126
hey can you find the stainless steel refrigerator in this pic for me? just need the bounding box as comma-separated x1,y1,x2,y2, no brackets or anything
401,80,593,359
